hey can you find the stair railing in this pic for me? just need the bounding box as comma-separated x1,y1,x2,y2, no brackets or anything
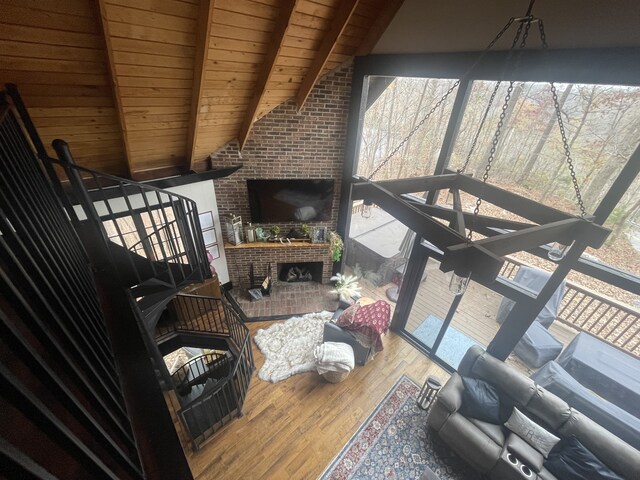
49,141,210,294
162,294,253,449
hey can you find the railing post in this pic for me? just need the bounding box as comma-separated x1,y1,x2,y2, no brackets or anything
52,140,112,257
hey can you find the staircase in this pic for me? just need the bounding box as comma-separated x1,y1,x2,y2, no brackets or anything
6,84,254,452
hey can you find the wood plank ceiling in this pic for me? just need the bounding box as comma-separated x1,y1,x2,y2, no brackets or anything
0,0,404,180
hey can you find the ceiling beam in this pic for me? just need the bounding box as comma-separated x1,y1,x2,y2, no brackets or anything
95,0,133,178
187,0,216,172
355,0,405,56
237,0,300,151
295,0,360,111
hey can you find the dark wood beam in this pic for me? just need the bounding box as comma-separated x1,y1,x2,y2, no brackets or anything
361,182,504,281
448,217,610,258
186,0,216,171
355,0,405,56
351,174,457,199
353,48,640,86
449,170,576,225
449,189,466,236
296,0,359,111
237,0,300,150
404,198,536,231
447,218,584,258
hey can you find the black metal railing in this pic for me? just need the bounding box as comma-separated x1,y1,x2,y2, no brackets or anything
160,294,253,449
48,148,210,296
0,92,143,478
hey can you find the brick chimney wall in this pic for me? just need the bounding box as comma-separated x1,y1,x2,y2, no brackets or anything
209,63,353,286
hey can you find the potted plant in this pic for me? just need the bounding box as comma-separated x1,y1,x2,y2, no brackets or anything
330,273,361,301
328,231,344,262
301,223,311,239
270,225,281,239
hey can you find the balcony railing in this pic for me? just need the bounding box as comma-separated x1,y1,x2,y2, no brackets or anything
500,258,640,357
158,293,254,449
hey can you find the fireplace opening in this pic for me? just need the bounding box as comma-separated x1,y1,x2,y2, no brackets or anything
277,261,323,284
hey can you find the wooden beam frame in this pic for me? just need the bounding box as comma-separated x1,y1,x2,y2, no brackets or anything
355,0,405,56
186,0,216,171
361,182,505,281
351,174,457,199
296,0,359,111
403,198,536,231
449,189,466,236
237,0,300,150
95,0,133,178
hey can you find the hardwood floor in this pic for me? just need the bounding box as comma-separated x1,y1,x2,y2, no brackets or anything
177,321,449,480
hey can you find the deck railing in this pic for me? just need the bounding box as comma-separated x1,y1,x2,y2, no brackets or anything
500,258,640,357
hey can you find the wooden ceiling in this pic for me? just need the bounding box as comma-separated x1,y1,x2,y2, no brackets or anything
0,0,404,179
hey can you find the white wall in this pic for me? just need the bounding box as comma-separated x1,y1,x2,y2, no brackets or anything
374,0,640,54
167,181,229,284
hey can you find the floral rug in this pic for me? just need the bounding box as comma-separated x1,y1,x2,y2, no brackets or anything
319,375,480,480
253,311,332,383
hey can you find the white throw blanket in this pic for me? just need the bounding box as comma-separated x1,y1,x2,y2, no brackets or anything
254,311,332,383
314,342,355,375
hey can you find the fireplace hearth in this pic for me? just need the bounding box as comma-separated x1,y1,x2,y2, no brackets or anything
277,261,323,284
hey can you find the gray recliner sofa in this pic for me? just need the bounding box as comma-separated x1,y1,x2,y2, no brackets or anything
426,346,640,479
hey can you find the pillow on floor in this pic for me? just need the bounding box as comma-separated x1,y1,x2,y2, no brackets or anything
459,376,502,424
545,436,623,480
504,407,560,457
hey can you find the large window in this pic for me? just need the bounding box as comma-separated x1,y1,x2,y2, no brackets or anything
344,55,640,371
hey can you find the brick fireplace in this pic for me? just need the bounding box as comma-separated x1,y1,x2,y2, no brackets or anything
208,63,353,287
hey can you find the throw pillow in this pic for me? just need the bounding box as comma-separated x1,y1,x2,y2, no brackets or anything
459,377,503,424
545,436,623,480
504,407,560,457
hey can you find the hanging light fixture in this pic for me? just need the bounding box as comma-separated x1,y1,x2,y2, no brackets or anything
547,242,571,261
448,270,471,296
351,0,611,288
361,199,373,218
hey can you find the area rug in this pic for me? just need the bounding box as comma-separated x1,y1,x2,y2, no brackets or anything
319,375,480,480
412,315,480,369
253,311,332,383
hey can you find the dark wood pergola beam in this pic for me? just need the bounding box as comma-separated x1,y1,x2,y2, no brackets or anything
360,182,505,281
403,198,536,231
446,218,591,258
351,174,457,199
448,169,576,225
449,189,466,236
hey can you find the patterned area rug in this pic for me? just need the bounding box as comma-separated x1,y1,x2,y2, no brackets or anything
253,311,332,383
319,375,480,480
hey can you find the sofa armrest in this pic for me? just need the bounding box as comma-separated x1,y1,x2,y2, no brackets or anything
437,372,464,413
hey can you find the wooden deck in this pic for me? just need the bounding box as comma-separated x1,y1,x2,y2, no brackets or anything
350,261,581,375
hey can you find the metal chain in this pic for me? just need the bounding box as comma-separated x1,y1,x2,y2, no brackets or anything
539,20,587,217
469,80,516,241
459,16,533,176
367,81,460,180
458,81,502,174
466,17,533,241
367,17,517,181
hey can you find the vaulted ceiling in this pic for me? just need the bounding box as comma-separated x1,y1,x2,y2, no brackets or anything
0,0,404,180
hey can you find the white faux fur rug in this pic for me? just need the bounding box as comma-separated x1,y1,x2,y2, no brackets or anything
253,311,333,383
